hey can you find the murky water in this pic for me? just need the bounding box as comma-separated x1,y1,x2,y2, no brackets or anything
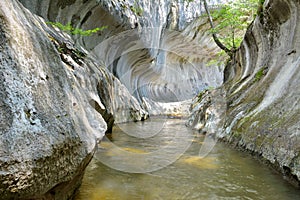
75,118,300,200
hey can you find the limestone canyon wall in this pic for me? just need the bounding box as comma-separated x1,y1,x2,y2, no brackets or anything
3,0,300,198
0,0,146,199
19,0,225,113
225,0,300,184
189,0,300,185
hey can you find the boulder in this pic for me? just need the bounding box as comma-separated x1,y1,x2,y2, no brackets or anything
0,0,146,199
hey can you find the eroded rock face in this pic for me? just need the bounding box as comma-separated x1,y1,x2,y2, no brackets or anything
142,97,192,117
188,0,300,185
0,0,147,199
0,1,105,198
19,0,225,115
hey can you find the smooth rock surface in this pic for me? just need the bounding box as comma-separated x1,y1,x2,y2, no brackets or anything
0,0,147,199
188,0,300,185
0,1,105,198
142,97,192,117
19,0,225,114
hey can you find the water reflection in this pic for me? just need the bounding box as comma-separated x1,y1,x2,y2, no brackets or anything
95,118,194,173
76,118,300,200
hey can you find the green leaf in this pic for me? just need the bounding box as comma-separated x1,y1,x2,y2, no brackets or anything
47,21,108,36
209,0,259,50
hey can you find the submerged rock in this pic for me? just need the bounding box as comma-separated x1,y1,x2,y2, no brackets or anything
0,0,147,199
188,0,300,185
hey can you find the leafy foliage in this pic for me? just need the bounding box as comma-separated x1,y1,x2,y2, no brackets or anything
47,22,108,36
210,0,259,50
130,0,144,16
206,50,226,67
130,5,143,16
186,0,259,56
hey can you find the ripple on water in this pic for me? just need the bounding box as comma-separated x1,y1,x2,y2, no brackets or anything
76,118,300,200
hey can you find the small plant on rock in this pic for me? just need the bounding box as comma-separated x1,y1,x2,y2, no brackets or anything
47,22,108,36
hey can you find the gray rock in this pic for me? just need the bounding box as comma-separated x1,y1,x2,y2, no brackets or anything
0,1,105,198
224,0,300,185
19,0,225,115
142,97,192,117
0,0,147,199
188,0,300,185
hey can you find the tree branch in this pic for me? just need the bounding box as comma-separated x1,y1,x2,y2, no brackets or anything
202,0,232,56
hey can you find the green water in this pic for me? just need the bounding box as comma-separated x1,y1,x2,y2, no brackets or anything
75,118,300,200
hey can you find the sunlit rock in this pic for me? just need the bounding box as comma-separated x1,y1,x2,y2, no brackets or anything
223,0,300,184
19,0,225,116
0,0,147,199
188,0,300,185
142,97,192,117
0,0,105,198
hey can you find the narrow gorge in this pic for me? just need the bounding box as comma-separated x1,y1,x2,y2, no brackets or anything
0,0,299,199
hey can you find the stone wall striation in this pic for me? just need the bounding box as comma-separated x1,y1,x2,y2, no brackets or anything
0,0,147,199
19,0,225,114
188,0,300,185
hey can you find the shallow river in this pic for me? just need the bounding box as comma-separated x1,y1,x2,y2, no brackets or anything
75,118,300,200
